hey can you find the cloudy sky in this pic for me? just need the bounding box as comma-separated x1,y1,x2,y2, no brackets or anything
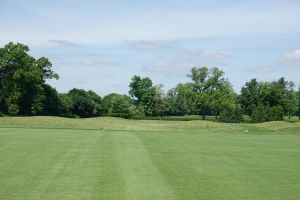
1,0,299,95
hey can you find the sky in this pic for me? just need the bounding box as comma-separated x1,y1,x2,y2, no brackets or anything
0,0,299,95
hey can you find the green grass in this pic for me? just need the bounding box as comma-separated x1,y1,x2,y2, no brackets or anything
0,116,300,199
136,115,217,121
284,116,300,122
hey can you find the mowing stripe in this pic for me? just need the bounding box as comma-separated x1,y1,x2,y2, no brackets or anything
112,131,176,200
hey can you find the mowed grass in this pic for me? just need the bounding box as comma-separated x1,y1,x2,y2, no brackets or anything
0,117,300,200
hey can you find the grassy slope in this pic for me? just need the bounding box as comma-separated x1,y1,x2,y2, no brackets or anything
0,116,300,133
0,117,300,199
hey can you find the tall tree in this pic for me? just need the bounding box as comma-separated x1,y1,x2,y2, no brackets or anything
42,84,60,115
67,88,101,118
102,93,132,116
209,80,236,119
35,57,59,80
109,95,132,116
153,84,166,116
297,87,300,120
187,67,227,119
239,79,260,115
165,83,197,116
240,78,297,121
129,75,156,116
0,42,58,115
57,93,73,117
260,78,296,118
273,78,296,119
102,93,120,114
86,90,102,116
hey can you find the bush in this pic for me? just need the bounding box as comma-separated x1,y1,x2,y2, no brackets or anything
109,95,131,114
57,93,73,117
42,84,60,116
128,105,145,119
105,112,130,118
101,93,133,118
67,89,99,118
251,104,284,123
250,104,267,123
8,103,19,116
219,106,244,123
269,105,284,121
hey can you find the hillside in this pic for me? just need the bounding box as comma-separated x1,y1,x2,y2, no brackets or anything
0,116,299,133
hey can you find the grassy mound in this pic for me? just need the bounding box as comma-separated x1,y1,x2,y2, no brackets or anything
0,116,299,133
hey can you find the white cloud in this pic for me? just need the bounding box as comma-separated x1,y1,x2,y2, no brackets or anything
247,66,273,74
48,40,80,47
124,40,232,60
185,49,231,58
124,40,162,50
144,56,197,74
81,59,119,66
284,50,300,62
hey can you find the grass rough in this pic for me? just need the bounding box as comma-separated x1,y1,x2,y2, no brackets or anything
0,116,299,200
0,116,299,133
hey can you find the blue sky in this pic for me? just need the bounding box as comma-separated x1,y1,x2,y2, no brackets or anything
0,0,299,95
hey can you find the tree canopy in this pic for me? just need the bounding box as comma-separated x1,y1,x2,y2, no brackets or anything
0,42,299,122
187,67,234,119
129,75,156,116
0,42,57,115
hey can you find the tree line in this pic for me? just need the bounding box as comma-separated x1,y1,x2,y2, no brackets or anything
1,42,299,122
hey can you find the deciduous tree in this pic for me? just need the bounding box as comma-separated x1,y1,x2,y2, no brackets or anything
0,42,58,115
129,75,156,116
187,67,228,119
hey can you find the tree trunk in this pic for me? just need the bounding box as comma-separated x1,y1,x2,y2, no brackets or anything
202,106,206,120
299,100,300,120
215,109,219,121
199,104,206,120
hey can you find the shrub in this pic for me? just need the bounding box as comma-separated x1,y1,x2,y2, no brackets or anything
42,84,60,116
67,89,98,118
57,93,73,117
269,105,284,121
8,103,19,116
105,112,130,118
251,104,284,123
219,105,244,123
128,105,145,119
109,95,131,115
250,104,267,123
